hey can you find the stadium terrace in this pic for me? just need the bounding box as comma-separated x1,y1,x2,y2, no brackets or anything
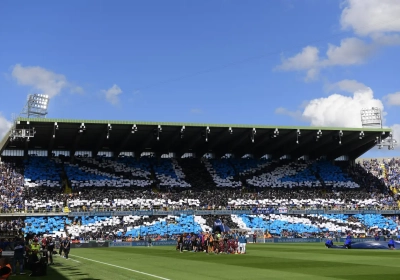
0,118,399,271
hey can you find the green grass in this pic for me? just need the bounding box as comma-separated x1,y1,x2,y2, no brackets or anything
14,244,400,280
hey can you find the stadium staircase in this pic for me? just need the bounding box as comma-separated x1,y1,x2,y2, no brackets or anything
178,158,216,190
62,179,72,194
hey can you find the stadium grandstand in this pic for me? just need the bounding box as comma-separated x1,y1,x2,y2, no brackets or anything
0,117,399,244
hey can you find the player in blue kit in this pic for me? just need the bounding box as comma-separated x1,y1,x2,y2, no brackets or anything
388,237,396,250
325,237,333,248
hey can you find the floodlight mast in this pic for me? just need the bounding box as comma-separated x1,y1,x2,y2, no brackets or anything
360,107,397,150
21,94,50,118
8,94,49,142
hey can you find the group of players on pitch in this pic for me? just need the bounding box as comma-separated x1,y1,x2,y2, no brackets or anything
325,233,396,249
177,231,248,254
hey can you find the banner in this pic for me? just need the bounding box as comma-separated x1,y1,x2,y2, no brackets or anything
131,240,177,246
278,207,287,214
339,237,379,243
307,210,324,214
108,240,177,247
109,242,132,247
274,238,321,243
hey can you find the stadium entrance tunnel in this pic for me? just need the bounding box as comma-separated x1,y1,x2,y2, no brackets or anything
330,241,400,249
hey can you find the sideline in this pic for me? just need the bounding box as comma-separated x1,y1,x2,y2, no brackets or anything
55,255,81,263
70,254,172,280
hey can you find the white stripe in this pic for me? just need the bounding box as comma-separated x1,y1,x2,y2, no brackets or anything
70,254,171,280
55,255,81,263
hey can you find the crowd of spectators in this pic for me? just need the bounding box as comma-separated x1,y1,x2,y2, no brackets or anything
0,162,25,213
0,157,399,213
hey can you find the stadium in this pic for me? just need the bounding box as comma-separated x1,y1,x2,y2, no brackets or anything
0,97,399,279
2,1,400,279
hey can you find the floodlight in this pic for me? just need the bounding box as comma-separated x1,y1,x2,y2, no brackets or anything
204,127,210,142
360,107,382,128
22,94,50,118
155,125,162,141
79,123,85,133
316,130,322,141
296,129,301,144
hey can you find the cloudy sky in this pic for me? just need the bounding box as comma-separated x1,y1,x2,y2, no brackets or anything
0,0,399,157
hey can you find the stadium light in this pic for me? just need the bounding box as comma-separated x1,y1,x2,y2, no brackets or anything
316,130,322,141
270,128,279,139
205,127,210,142
251,128,256,143
21,94,50,118
376,132,397,150
53,122,58,138
107,124,112,139
155,125,162,141
360,107,382,128
296,129,301,144
79,123,85,133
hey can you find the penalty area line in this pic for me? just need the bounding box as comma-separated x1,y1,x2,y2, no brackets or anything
70,254,172,280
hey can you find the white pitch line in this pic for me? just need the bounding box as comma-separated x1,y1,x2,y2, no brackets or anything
70,254,172,280
55,255,81,263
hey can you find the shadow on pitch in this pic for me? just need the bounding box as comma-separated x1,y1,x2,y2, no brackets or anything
46,260,102,280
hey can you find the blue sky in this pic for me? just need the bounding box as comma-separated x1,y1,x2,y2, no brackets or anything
0,0,399,157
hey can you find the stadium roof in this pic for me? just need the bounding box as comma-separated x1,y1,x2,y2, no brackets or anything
0,117,392,160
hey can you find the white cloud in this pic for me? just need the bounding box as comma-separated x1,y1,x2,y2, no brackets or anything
0,113,12,140
11,64,71,98
323,38,375,66
327,79,368,93
102,84,123,105
384,92,400,106
276,1,400,80
340,0,400,37
276,38,373,81
277,80,384,128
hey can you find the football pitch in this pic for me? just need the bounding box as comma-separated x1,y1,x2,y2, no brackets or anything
25,243,400,279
